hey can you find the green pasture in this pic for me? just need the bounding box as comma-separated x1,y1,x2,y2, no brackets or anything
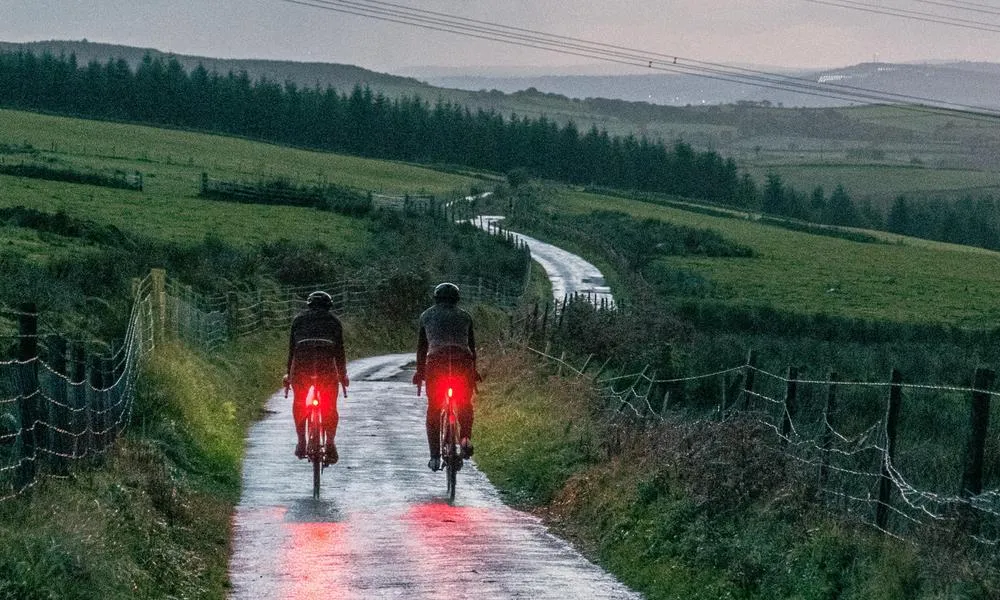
554,189,1000,327
0,109,478,194
846,104,1000,136
0,108,485,251
743,162,1000,206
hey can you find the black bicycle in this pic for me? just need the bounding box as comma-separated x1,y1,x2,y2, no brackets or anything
419,368,475,503
439,381,464,502
287,374,344,499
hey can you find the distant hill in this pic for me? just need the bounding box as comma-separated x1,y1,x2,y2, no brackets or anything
0,39,437,98
415,62,1000,110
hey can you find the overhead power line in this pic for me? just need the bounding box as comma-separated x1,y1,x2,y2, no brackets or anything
802,0,1000,33
274,0,1000,122
911,0,1000,19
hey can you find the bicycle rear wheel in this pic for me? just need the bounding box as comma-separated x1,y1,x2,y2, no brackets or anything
444,419,458,503
309,413,321,499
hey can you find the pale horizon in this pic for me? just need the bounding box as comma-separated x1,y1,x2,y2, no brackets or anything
2,1,999,77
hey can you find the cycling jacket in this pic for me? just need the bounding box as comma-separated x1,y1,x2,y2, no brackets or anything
415,302,476,377
287,307,346,382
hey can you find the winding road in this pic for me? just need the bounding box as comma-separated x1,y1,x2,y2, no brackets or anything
227,230,633,598
474,215,614,307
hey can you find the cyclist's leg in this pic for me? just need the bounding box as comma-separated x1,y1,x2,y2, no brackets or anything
425,380,444,470
458,361,475,458
321,380,339,464
291,381,308,457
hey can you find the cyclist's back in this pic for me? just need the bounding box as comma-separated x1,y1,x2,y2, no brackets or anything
413,282,477,471
289,308,345,377
286,291,349,464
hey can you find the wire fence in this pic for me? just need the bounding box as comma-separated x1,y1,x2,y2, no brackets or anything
0,247,527,502
525,345,1000,551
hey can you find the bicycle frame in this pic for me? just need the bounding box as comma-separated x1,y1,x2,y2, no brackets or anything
303,377,328,500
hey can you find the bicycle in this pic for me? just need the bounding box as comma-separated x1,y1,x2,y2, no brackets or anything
420,367,474,503
286,373,345,499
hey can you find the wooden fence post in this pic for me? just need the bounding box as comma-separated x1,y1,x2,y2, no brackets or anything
781,366,799,441
876,368,903,531
540,303,550,339
150,268,167,343
819,371,839,490
15,303,39,491
102,356,115,444
226,291,240,339
961,368,995,497
740,349,757,411
90,354,104,455
72,342,87,459
48,336,69,475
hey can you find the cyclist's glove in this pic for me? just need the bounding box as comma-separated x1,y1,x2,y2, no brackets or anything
340,374,350,388
412,371,423,385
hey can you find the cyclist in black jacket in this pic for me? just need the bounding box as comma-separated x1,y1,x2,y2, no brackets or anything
412,282,479,471
285,291,349,464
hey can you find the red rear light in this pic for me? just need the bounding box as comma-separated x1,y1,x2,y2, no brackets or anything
447,387,454,398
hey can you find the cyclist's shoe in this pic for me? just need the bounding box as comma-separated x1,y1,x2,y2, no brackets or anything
294,441,306,459
323,442,338,465
428,456,441,471
460,437,474,459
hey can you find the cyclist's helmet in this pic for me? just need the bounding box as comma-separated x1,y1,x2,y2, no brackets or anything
433,282,460,304
306,290,333,309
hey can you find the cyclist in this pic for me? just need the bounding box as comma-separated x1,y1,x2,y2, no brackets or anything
285,290,349,465
412,282,479,471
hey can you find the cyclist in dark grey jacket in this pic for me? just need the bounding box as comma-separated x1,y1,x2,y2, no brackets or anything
285,291,349,464
412,282,478,471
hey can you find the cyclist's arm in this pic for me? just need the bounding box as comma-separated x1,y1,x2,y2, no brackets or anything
334,321,348,384
468,322,477,363
415,325,428,378
286,319,298,376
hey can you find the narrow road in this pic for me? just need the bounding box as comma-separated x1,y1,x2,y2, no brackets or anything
228,353,640,599
474,215,614,307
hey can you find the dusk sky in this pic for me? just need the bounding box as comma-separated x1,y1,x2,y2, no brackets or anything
2,0,998,74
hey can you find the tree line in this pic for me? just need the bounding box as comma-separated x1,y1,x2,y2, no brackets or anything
0,50,742,203
1,50,998,251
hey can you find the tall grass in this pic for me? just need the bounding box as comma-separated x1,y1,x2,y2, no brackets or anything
474,348,999,599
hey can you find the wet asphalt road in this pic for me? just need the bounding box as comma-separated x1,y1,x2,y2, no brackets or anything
227,353,641,599
473,216,614,307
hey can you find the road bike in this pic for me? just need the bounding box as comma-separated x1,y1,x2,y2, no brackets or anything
287,374,344,499
420,368,474,503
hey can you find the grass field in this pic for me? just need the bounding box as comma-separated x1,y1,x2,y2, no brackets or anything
742,162,1000,207
554,188,1000,327
0,109,482,250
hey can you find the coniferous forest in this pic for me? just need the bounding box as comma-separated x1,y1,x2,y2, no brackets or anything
0,50,743,203
2,50,1000,251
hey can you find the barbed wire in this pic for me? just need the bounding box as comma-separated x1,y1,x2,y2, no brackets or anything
524,344,1000,548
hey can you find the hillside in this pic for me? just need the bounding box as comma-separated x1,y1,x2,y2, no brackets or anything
0,108,996,598
419,61,1000,110
0,39,435,98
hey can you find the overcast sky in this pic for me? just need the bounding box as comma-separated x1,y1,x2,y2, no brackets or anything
2,0,998,75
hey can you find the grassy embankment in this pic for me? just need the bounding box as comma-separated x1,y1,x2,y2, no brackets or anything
474,186,1000,599
0,108,507,598
553,187,1000,328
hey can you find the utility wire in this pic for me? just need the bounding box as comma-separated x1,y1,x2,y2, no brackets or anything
803,0,1000,32
911,0,1000,18
275,0,1000,122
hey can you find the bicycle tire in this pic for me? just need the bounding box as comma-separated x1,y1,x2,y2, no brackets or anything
309,411,321,500
445,416,458,503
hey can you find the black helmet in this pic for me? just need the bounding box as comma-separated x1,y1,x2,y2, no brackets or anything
306,290,333,309
433,282,460,304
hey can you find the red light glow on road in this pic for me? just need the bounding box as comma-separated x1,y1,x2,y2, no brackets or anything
279,521,354,600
